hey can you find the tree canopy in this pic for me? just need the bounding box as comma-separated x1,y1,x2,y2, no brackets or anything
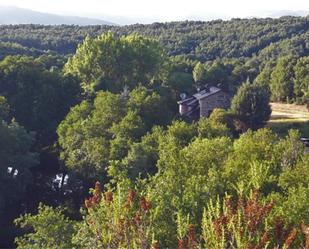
64,32,167,94
1,19,309,248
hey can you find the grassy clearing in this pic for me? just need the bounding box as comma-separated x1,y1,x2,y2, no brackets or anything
267,102,309,137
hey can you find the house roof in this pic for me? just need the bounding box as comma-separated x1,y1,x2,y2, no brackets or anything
177,97,195,105
178,86,226,106
193,86,222,100
177,97,199,106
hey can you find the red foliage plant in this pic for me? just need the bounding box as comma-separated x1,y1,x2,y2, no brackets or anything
83,183,309,248
84,181,102,208
151,241,159,249
178,224,198,249
83,182,153,249
203,190,303,249
301,223,309,249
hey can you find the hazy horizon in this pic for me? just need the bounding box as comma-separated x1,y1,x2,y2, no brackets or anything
0,1,309,25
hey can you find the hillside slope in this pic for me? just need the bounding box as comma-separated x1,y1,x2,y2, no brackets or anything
0,16,308,58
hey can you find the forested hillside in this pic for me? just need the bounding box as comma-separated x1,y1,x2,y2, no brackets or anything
0,18,309,248
0,16,309,59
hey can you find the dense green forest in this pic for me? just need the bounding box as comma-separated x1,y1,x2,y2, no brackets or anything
0,17,309,248
1,17,309,59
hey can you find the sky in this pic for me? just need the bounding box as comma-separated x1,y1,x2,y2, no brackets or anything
0,0,309,24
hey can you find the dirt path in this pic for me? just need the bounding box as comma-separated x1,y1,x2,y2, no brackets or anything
270,102,309,123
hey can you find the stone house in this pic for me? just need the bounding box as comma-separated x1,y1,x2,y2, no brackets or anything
177,86,230,119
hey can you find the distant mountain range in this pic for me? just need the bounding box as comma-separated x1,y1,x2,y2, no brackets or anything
0,6,308,26
0,6,115,26
187,10,309,21
251,10,309,18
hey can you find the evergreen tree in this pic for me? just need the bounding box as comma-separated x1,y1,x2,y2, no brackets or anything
270,56,296,102
294,56,309,105
231,81,271,130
